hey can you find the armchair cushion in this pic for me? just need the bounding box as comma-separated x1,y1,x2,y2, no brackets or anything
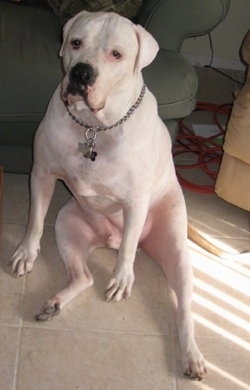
0,3,62,118
143,49,198,119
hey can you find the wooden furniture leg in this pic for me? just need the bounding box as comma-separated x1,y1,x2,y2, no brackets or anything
0,167,3,253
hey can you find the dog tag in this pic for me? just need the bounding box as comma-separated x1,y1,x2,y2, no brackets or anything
78,127,98,161
78,142,98,161
78,142,90,157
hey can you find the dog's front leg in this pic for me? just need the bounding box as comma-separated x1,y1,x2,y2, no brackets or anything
105,200,149,302
10,168,56,277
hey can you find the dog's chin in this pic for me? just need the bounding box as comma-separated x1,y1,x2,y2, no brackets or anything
86,96,105,113
89,105,104,113
74,100,104,113
74,100,87,111
63,94,104,114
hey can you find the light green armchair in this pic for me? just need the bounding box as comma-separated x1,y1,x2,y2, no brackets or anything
0,0,230,173
139,0,230,140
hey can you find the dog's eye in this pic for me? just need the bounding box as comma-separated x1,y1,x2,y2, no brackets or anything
71,40,82,50
111,50,121,59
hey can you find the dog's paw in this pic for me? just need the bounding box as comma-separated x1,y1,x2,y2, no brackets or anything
182,349,208,380
105,267,135,302
9,242,40,277
34,303,61,322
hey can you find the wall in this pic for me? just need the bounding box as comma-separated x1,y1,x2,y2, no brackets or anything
181,0,250,71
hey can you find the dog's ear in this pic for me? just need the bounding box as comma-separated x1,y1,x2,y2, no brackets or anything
134,24,159,71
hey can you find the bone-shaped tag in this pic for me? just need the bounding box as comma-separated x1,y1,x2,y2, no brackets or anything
78,142,97,161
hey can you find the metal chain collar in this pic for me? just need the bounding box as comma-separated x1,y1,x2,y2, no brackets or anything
66,84,146,131
65,84,146,161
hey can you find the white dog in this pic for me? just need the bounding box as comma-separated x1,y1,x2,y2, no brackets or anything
10,11,207,379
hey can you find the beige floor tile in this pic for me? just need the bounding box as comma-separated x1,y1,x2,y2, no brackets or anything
175,336,250,390
17,328,176,390
165,243,250,337
3,174,70,225
190,244,249,339
0,326,19,390
0,224,25,324
3,174,30,224
22,226,171,335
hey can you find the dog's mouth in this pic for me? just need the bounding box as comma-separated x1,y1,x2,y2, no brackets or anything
63,90,104,113
62,62,104,113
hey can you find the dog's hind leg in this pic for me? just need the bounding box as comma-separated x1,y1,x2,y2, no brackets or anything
141,185,207,380
35,198,101,321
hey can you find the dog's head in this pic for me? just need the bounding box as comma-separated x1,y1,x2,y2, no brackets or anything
60,11,159,113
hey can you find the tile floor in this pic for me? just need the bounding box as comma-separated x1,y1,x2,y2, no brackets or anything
1,67,250,390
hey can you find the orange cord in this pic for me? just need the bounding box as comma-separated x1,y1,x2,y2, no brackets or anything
174,102,232,194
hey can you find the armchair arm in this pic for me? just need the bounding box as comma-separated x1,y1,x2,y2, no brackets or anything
137,0,230,52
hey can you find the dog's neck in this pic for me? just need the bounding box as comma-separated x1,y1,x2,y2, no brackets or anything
66,82,146,130
65,81,146,162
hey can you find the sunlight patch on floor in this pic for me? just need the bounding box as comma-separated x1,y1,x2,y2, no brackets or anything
193,293,249,333
193,313,249,351
193,278,249,314
189,243,250,297
187,241,250,388
206,360,250,390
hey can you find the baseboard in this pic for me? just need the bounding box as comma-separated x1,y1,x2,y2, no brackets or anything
182,53,246,72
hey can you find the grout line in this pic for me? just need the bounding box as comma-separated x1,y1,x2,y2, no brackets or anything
165,283,179,389
2,221,27,226
12,325,22,390
19,323,170,336
0,323,19,329
12,276,26,390
171,335,179,390
2,220,55,227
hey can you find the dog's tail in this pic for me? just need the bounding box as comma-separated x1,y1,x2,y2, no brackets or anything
187,224,249,260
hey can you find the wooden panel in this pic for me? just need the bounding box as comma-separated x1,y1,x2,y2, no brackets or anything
0,167,3,253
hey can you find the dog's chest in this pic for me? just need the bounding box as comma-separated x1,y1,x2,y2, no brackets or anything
55,135,129,211
44,110,171,211
53,125,138,187
64,170,124,214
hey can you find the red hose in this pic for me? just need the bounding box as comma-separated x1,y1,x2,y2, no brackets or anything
174,102,232,193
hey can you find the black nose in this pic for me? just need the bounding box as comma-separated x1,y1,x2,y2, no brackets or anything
70,63,95,86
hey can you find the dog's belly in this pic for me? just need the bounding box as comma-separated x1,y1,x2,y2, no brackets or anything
63,173,125,216
74,193,123,216
64,175,122,215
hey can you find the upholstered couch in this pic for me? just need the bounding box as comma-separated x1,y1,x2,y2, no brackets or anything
215,30,250,211
0,0,230,173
